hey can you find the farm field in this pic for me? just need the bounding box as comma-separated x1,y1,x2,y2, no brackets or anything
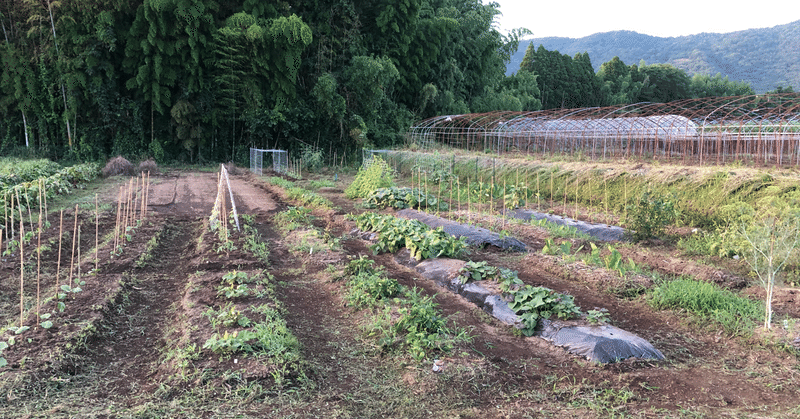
0,157,799,418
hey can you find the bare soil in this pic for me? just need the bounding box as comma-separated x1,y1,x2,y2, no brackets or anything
0,168,798,418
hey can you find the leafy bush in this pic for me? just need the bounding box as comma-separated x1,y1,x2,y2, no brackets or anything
626,191,679,241
363,186,448,211
649,277,764,336
345,155,394,199
391,288,455,361
300,144,325,172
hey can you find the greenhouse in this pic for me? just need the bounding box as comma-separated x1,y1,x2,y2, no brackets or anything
408,94,800,166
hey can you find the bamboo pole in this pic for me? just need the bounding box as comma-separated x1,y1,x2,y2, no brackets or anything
144,172,150,219
24,186,33,232
467,178,471,225
95,193,99,271
57,210,63,290
3,193,7,248
70,204,78,288
19,207,24,328
77,225,81,286
37,180,42,321
114,186,122,252
575,173,579,220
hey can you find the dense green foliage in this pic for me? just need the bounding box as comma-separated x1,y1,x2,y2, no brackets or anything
649,277,764,336
510,21,800,94
0,0,529,164
518,45,757,109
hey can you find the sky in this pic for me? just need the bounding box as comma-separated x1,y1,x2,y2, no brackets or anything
490,0,800,39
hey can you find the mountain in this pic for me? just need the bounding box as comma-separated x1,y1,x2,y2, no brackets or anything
506,20,800,94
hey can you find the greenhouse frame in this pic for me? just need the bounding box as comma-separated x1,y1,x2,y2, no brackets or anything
408,94,800,166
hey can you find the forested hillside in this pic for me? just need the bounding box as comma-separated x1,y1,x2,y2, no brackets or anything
508,20,800,94
0,0,532,163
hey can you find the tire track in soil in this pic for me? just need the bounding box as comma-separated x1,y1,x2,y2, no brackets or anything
86,216,198,400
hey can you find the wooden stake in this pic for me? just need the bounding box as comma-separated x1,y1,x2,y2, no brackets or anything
3,193,7,248
37,180,42,322
145,171,151,219
115,186,122,252
77,225,81,286
57,210,63,289
95,193,99,271
19,197,24,328
70,204,78,288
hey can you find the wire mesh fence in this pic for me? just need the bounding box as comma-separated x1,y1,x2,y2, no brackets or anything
249,148,289,175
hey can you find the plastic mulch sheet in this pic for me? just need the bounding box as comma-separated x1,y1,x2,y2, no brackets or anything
397,209,527,251
509,209,626,242
536,319,665,363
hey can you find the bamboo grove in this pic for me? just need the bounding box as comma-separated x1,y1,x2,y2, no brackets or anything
0,0,526,164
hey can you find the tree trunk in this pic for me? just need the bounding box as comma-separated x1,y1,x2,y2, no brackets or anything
22,111,29,147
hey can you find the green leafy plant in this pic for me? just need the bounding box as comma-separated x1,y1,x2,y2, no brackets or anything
507,285,582,336
458,260,499,283
586,308,610,324
626,191,679,241
352,213,466,260
345,155,394,199
345,270,401,309
363,186,448,211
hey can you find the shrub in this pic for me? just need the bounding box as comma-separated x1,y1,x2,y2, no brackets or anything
345,155,394,199
102,156,135,177
626,191,679,241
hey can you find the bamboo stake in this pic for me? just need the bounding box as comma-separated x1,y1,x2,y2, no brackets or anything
95,193,99,271
19,207,24,328
77,225,81,286
70,204,78,288
605,176,608,220
502,178,506,229
467,178,471,225
146,171,151,219
43,178,48,227
57,210,63,290
114,186,122,252
575,173,579,220
37,180,42,322
537,170,540,211
457,178,461,217
24,186,33,231
3,193,7,248
9,191,15,242
140,172,145,220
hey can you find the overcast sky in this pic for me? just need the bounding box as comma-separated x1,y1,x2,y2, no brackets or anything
490,1,800,38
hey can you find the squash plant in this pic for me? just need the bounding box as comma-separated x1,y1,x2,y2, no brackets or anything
508,285,582,336
352,213,466,260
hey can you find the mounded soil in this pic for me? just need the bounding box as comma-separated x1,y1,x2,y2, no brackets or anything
0,167,798,418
